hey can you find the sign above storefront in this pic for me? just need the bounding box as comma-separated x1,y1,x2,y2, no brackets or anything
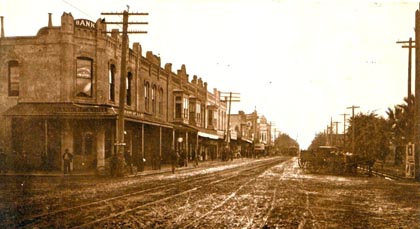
75,19,96,30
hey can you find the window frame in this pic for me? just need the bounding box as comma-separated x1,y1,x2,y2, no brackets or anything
75,57,93,98
126,72,132,106
175,96,182,119
144,81,150,112
8,60,19,97
159,88,164,115
109,64,116,102
151,85,156,113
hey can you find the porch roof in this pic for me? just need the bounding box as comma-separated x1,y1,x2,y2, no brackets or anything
3,103,116,118
198,131,220,140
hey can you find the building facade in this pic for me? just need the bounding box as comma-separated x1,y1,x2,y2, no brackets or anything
230,110,254,157
0,12,232,172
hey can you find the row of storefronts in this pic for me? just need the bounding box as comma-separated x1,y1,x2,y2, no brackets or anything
0,12,271,173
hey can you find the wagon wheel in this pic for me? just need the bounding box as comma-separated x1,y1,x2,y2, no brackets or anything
303,160,313,171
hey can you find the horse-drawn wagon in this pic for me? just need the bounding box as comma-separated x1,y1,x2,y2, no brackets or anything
298,146,338,171
298,146,375,175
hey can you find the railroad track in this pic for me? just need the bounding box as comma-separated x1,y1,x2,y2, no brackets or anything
2,157,285,228
82,158,284,228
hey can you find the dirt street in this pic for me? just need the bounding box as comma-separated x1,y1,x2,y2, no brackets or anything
0,157,419,228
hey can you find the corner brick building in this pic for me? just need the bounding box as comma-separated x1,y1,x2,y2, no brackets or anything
0,12,237,172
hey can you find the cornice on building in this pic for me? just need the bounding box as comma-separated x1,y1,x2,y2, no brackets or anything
0,11,240,134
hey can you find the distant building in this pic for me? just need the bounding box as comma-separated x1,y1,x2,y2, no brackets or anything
230,110,254,157
230,110,273,157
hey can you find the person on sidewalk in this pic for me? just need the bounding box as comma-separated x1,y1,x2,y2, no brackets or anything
110,153,118,177
124,150,133,174
63,149,73,174
0,148,7,174
192,150,198,167
170,149,178,174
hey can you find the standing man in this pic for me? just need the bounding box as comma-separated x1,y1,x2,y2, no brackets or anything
170,148,178,174
110,153,118,177
193,150,198,167
124,150,133,174
0,148,7,174
63,149,73,174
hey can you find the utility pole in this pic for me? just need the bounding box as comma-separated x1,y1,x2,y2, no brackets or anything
340,113,350,150
333,121,340,148
330,117,333,146
397,38,416,144
221,92,240,149
414,5,420,180
397,38,416,100
347,105,360,154
101,9,148,176
326,125,330,146
324,128,329,146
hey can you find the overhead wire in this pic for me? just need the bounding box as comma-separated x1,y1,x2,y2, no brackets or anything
61,0,123,29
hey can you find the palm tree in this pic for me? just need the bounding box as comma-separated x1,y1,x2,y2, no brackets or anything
308,132,327,150
347,112,391,161
386,94,415,165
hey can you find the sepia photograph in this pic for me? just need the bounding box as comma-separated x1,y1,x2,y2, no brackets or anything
0,0,419,228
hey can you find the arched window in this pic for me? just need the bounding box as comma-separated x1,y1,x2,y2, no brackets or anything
76,57,93,97
144,81,150,112
109,64,115,101
159,88,164,115
152,85,156,113
126,72,132,106
8,60,19,96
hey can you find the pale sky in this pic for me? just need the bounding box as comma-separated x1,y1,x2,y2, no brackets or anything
1,0,418,148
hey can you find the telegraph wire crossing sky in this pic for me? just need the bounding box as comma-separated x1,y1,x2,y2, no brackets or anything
0,0,417,148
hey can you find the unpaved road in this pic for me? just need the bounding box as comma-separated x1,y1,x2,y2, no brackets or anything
0,157,419,228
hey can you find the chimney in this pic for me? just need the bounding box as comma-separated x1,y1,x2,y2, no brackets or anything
48,13,52,27
1,16,4,38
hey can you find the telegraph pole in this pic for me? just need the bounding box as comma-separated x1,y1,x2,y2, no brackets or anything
101,9,148,176
326,125,330,146
340,113,350,150
333,121,340,147
397,38,415,100
330,117,333,146
397,38,416,147
415,6,420,180
347,105,360,154
221,92,240,148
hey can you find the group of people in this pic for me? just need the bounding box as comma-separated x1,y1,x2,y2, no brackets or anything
0,149,29,173
0,148,74,174
221,146,234,161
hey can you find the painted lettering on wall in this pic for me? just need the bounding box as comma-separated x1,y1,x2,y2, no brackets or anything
75,19,96,29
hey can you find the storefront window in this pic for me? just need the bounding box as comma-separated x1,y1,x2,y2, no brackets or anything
76,57,93,97
74,131,94,155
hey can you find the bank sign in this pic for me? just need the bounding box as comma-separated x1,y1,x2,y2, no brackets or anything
75,19,96,29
